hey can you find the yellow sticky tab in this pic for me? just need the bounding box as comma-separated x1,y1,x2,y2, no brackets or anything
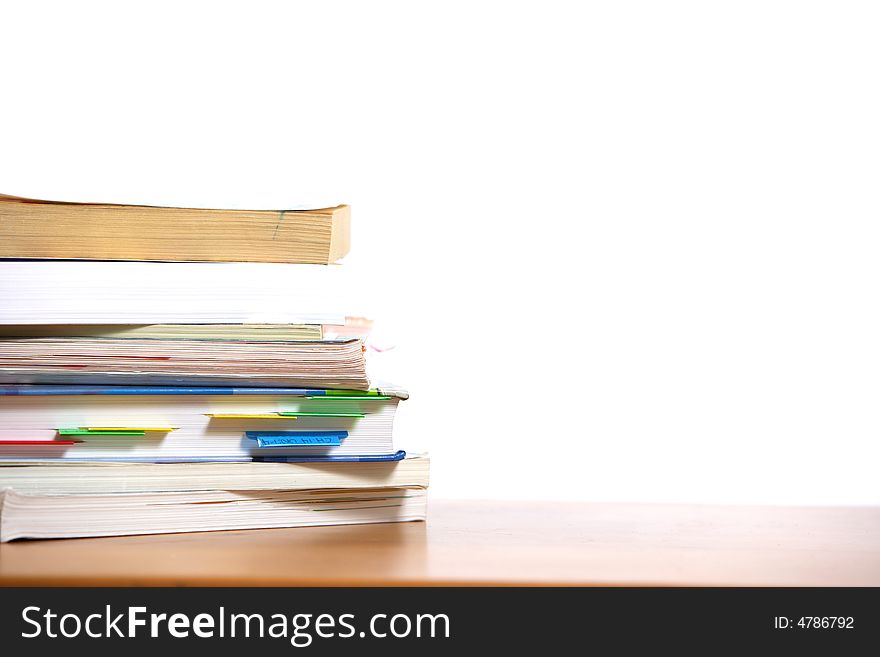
86,427,178,432
204,413,296,420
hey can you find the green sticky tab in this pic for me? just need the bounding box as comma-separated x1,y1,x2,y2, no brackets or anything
306,396,391,401
278,411,365,418
323,389,386,397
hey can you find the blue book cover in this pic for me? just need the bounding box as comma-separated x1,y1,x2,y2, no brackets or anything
253,451,406,463
0,451,407,464
0,385,402,397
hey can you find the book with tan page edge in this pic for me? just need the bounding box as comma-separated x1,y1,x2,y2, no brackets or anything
0,193,350,264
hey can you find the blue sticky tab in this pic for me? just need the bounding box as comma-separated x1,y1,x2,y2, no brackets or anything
245,430,348,448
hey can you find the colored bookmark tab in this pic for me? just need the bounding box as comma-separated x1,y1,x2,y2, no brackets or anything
245,430,348,448
0,440,80,446
305,396,390,401
58,428,146,436
86,427,177,432
205,413,297,420
277,411,364,418
55,427,175,436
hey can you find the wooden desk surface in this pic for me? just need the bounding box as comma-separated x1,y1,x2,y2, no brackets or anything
1,500,879,586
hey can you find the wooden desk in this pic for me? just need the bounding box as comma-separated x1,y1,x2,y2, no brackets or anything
1,500,878,586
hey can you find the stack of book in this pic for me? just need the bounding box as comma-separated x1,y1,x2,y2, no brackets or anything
0,193,428,541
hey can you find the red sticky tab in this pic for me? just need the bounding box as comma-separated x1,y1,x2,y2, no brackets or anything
0,440,79,446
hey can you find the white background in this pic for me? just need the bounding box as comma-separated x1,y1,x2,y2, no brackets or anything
3,1,879,505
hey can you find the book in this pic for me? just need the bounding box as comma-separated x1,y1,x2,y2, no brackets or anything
0,193,350,264
0,385,405,459
0,337,370,388
0,324,324,341
0,261,359,325
0,316,374,342
0,487,427,541
0,454,429,494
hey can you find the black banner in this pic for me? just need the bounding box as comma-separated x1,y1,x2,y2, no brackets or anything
0,587,876,654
